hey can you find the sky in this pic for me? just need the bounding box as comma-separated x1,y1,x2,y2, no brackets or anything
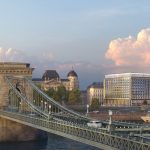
0,0,150,89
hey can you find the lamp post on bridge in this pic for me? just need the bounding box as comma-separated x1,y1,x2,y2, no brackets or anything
86,104,89,116
44,101,47,111
140,127,143,142
108,110,113,133
19,101,22,113
49,104,51,114
48,104,52,120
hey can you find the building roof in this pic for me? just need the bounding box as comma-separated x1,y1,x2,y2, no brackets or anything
67,70,78,77
42,70,59,80
105,73,150,78
87,82,103,89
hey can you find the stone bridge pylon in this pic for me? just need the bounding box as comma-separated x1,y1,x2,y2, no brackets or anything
0,62,47,142
0,62,33,108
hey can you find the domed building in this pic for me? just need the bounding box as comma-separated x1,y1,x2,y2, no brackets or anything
42,70,59,81
34,69,79,91
67,70,79,90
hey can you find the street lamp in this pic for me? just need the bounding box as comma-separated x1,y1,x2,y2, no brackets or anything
140,127,143,142
108,110,113,132
48,104,52,120
108,110,112,124
44,102,47,111
49,104,51,114
109,110,112,125
87,104,89,114
19,101,22,112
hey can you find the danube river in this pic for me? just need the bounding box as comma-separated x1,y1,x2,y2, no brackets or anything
0,133,101,150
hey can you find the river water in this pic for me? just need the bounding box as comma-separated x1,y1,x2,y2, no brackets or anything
0,133,101,150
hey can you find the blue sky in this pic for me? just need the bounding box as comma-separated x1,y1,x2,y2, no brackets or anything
0,0,150,89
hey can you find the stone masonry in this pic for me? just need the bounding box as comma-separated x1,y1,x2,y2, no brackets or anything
0,62,47,141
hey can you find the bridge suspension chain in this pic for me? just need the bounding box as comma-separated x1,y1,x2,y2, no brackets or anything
0,76,149,150
5,76,90,124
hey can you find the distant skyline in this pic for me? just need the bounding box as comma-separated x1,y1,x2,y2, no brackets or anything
0,0,150,89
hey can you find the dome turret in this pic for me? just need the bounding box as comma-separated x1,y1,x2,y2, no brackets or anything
67,70,78,77
42,70,59,81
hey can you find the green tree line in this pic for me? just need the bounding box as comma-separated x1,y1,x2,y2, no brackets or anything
45,85,81,105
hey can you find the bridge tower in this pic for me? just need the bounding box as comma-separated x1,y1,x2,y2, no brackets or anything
0,62,33,108
0,62,47,142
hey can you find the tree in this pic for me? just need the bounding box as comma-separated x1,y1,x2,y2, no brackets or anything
143,100,148,105
45,86,69,103
45,88,55,98
37,84,42,89
90,98,99,111
52,91,61,102
57,85,68,102
68,89,81,104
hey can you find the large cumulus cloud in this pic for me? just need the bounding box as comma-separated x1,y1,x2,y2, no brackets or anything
105,28,150,66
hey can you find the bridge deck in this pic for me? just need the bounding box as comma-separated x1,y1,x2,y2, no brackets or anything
0,110,149,150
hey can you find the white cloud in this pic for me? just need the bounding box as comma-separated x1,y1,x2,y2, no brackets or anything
105,28,150,67
42,51,54,60
0,48,55,66
0,47,27,62
56,61,99,72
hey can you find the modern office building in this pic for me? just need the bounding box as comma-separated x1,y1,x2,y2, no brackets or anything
87,82,104,105
104,73,150,106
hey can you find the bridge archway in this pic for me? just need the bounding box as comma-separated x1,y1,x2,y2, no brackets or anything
0,62,48,142
0,62,33,108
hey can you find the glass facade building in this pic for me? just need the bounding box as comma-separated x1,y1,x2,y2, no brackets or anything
104,73,150,106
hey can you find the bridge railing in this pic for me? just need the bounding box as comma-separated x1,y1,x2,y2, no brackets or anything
0,110,149,150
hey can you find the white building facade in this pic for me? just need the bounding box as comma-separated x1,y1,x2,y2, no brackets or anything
104,73,150,106
87,82,103,105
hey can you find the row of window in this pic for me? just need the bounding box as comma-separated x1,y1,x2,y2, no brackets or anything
0,70,31,74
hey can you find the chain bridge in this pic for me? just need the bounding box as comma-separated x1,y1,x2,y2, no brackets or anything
0,63,150,150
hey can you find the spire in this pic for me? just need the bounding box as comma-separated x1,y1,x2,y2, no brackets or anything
67,70,78,77
72,65,74,70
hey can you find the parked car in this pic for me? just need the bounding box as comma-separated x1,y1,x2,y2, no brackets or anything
87,120,102,128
